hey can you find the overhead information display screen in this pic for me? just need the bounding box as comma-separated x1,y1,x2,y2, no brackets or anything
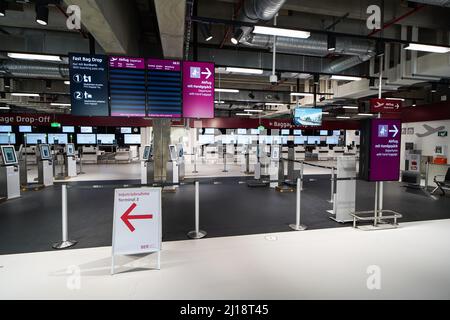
26,133,47,145
19,126,32,133
97,134,116,144
182,61,214,119
77,134,97,144
69,53,109,116
0,133,16,144
146,59,182,118
48,134,68,144
124,134,141,145
109,56,146,117
0,125,12,132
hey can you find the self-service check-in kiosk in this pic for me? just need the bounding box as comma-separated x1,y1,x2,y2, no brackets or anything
166,144,179,185
65,143,77,178
18,145,28,186
0,146,21,200
270,145,281,188
37,144,53,187
177,143,185,181
141,145,154,185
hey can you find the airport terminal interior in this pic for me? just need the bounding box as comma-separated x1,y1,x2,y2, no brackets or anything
1,0,450,301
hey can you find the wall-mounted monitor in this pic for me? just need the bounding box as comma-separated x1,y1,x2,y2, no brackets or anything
0,125,12,133
237,128,247,135
76,133,97,144
0,133,16,145
326,136,339,145
294,136,307,144
120,127,132,134
307,136,321,145
62,126,75,133
250,129,259,135
19,126,32,133
1,146,18,165
39,144,52,160
320,130,328,136
293,108,322,126
26,133,47,145
66,143,75,156
124,134,141,145
80,126,93,133
96,134,116,145
293,130,302,135
333,130,341,136
281,129,290,135
48,133,68,145
204,128,215,135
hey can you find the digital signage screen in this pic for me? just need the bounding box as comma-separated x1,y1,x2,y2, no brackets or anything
48,134,68,144
326,136,339,145
120,127,132,134
109,56,146,117
320,130,328,136
124,134,141,145
307,136,321,145
281,129,290,135
294,136,307,144
237,129,247,135
76,134,97,144
62,126,75,133
333,130,341,136
182,61,214,119
96,134,116,145
293,108,322,126
369,119,401,181
26,133,47,145
80,126,92,133
293,130,302,135
0,133,16,144
69,53,109,116
147,59,182,118
0,125,12,132
19,126,32,133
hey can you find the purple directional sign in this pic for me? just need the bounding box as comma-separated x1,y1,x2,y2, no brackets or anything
182,61,214,119
369,119,402,181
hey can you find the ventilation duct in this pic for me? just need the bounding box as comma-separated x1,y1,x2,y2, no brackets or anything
0,60,69,79
407,0,450,7
234,0,375,73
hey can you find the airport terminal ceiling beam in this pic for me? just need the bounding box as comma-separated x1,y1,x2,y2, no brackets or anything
153,0,186,59
62,0,140,55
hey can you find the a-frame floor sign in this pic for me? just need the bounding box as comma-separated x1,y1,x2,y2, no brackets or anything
111,187,162,275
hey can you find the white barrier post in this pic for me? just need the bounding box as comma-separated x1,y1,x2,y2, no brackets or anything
300,161,304,191
53,185,77,249
187,181,207,239
328,167,335,203
289,178,307,231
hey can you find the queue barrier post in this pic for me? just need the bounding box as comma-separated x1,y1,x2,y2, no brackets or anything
328,167,335,203
289,178,307,231
52,184,77,249
187,181,207,239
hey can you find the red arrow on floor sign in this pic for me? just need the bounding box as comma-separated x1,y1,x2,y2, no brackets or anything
120,203,153,232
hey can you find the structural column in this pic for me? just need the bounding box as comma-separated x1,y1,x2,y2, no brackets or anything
153,119,171,182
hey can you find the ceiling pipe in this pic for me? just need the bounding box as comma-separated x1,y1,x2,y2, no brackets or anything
407,0,450,7
0,60,69,79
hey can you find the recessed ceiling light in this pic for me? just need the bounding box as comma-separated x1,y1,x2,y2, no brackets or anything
358,113,374,116
336,116,351,119
8,52,62,62
290,92,315,97
405,43,450,53
215,88,239,93
225,67,264,75
11,93,40,97
253,26,310,39
343,106,358,109
244,109,263,113
330,75,362,81
50,103,71,106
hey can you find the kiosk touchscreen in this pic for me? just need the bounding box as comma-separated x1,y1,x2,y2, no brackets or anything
167,145,179,185
177,143,185,181
141,145,154,185
0,146,21,200
37,144,53,186
270,145,281,188
64,143,77,178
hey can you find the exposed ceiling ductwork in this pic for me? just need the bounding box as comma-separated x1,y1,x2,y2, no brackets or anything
0,60,69,79
234,0,375,73
407,0,450,7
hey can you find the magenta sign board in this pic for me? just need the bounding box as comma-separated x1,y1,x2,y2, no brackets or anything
182,61,214,119
109,56,145,69
147,59,181,72
369,119,401,181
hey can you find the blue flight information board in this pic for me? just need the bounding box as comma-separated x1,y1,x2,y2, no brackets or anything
109,56,146,117
146,59,182,118
69,53,109,116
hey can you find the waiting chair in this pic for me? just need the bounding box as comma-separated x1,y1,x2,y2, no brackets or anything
433,168,450,196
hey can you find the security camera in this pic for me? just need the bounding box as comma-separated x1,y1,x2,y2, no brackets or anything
269,74,278,85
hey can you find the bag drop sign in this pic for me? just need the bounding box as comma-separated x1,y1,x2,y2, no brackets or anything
112,188,162,256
